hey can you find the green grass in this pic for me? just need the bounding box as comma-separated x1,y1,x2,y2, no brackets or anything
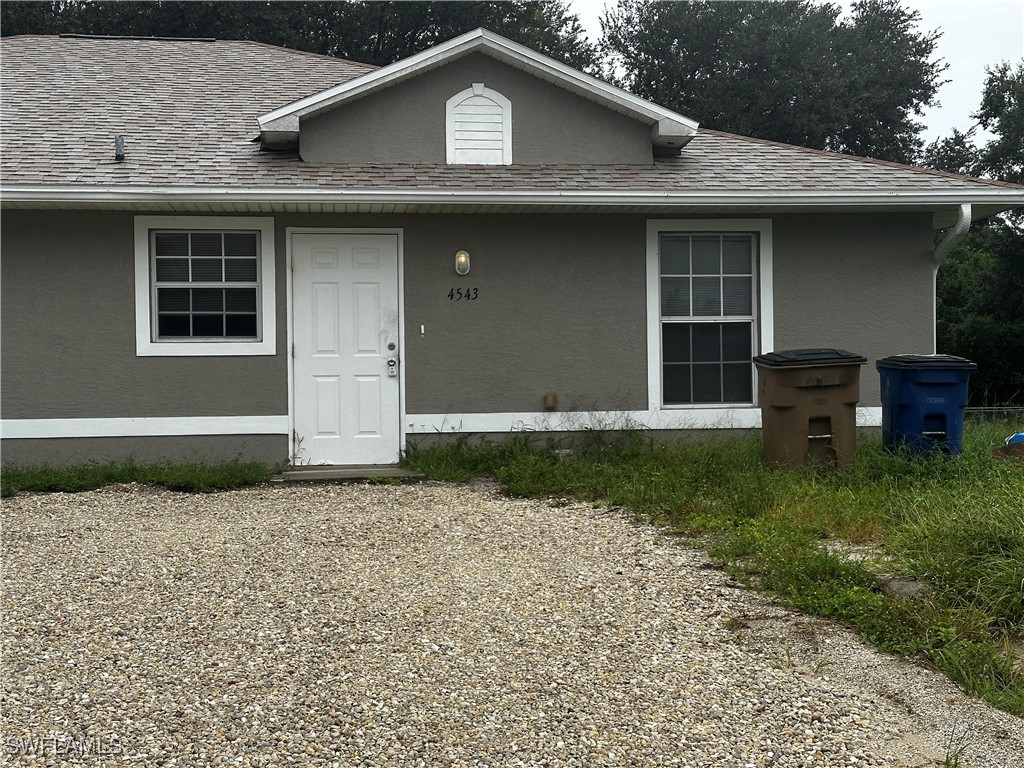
0,457,278,496
403,423,1024,715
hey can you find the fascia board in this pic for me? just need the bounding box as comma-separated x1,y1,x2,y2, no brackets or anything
4,186,1022,208
256,28,699,133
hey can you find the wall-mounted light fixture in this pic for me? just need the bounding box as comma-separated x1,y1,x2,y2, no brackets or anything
455,250,470,275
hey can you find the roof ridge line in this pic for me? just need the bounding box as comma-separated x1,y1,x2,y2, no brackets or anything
699,128,1023,190
58,33,216,43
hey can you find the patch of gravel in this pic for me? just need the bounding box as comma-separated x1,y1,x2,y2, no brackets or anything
2,482,1021,766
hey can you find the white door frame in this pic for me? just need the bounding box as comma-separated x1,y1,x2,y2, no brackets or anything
286,227,406,466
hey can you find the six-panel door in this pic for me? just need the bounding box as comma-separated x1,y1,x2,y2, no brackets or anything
291,233,401,465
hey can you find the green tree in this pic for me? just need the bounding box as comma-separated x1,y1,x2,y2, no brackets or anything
974,61,1024,185
0,1,598,71
925,62,1024,405
600,0,946,163
920,127,981,178
935,226,1024,405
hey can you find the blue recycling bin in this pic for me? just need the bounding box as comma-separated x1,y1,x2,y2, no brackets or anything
876,354,977,456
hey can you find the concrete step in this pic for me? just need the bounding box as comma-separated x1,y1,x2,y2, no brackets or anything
274,465,425,483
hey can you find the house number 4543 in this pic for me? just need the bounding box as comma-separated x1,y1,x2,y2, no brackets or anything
448,287,479,301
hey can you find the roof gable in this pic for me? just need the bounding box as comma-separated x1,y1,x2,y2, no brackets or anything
257,28,699,155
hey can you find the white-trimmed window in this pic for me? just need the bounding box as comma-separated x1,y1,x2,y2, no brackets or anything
134,216,276,356
646,219,773,408
445,82,512,165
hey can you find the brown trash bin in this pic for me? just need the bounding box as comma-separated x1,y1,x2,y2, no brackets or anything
753,348,867,470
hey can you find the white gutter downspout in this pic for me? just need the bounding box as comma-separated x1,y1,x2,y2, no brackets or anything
932,203,972,352
934,203,972,265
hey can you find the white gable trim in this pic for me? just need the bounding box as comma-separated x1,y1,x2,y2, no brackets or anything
445,83,512,165
257,28,697,146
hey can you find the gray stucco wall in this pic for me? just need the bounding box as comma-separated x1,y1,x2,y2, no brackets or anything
300,53,654,165
772,213,936,405
279,211,935,412
0,435,287,467
2,209,935,465
277,213,651,414
0,210,288,419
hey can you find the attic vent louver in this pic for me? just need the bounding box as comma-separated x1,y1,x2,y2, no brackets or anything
446,83,512,165
114,135,126,162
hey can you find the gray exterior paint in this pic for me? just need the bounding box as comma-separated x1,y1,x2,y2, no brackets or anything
300,53,654,166
0,210,288,419
1,435,286,466
772,212,936,405
2,209,935,465
278,213,650,414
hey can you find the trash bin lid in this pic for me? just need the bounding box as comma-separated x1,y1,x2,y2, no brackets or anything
753,348,867,367
876,354,977,369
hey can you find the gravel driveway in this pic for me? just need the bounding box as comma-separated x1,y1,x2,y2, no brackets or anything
3,482,1021,767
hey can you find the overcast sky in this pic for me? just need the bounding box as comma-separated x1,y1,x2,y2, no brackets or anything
567,0,1024,147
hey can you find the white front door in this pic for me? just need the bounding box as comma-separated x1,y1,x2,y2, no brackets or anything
291,232,401,465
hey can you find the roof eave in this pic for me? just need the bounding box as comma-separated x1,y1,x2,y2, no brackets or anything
3,186,1021,217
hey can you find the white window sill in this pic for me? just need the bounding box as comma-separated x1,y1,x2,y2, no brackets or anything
136,339,275,357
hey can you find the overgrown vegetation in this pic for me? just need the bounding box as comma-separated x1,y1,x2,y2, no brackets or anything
403,424,1024,715
0,458,277,496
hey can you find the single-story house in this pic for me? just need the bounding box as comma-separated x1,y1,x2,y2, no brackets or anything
2,29,1022,467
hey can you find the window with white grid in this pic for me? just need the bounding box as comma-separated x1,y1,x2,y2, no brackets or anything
659,233,757,405
151,231,261,340
134,216,276,356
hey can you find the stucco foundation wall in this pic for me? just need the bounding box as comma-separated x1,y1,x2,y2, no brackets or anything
0,435,287,467
278,213,651,414
300,53,653,165
0,210,288,420
771,213,936,406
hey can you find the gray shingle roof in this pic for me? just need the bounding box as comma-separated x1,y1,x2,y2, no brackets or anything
1,35,1020,202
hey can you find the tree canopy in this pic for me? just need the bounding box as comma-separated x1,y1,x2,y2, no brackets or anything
973,61,1024,186
924,62,1024,405
0,1,599,71
923,61,1024,186
934,225,1024,405
600,0,946,163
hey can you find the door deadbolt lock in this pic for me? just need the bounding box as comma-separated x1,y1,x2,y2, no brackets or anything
387,358,398,377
